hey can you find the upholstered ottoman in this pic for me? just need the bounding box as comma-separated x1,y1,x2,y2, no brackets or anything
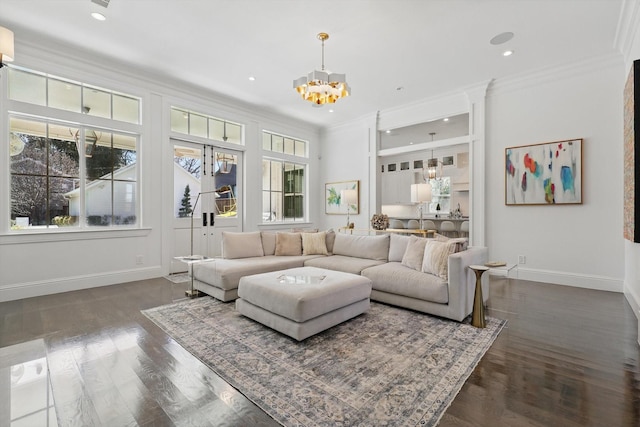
236,266,372,341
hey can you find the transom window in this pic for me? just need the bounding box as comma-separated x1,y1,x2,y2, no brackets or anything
8,67,140,124
170,107,243,145
262,131,307,157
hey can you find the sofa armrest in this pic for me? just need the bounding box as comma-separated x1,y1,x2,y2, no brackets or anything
446,246,489,321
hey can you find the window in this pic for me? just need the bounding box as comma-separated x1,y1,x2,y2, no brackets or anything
428,177,451,214
170,107,243,145
6,66,141,232
9,117,138,229
262,131,308,223
8,67,140,124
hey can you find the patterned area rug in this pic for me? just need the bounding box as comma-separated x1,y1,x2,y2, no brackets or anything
142,297,505,427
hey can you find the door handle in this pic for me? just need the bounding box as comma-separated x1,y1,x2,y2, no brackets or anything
202,214,207,227
210,212,215,226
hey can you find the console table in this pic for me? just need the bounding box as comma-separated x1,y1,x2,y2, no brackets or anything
339,227,436,238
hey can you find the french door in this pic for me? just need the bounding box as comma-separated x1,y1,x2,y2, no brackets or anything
171,140,242,272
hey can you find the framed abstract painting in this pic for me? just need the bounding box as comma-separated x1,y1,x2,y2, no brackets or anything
505,139,583,205
325,180,359,214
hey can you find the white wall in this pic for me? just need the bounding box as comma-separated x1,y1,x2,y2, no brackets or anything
486,56,625,292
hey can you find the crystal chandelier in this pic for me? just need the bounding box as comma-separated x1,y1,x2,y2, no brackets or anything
293,33,350,105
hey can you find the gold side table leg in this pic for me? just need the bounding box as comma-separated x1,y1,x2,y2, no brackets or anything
470,266,489,328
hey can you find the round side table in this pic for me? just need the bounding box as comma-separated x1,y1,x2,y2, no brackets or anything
469,264,490,328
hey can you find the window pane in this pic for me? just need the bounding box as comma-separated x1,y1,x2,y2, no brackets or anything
86,179,112,226
9,68,46,106
271,161,282,191
48,78,81,113
113,94,140,124
10,119,46,174
225,123,242,144
262,133,271,151
272,135,284,153
83,86,111,119
171,108,189,133
295,140,305,157
11,175,47,227
262,191,274,222
113,181,137,225
174,145,201,218
208,118,224,141
85,130,112,181
48,127,79,178
262,159,271,190
50,177,78,228
284,138,294,155
190,114,207,138
271,192,282,221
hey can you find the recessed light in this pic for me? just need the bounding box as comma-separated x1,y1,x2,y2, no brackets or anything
443,118,449,122
329,109,334,113
248,76,255,81
503,50,514,57
490,32,514,45
385,130,391,134
91,12,106,21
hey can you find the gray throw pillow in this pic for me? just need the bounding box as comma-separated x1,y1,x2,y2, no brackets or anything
401,236,427,271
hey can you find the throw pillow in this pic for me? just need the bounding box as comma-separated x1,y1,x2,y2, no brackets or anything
422,240,455,280
275,232,302,256
401,236,427,271
325,229,336,254
389,234,411,262
433,233,468,253
302,231,328,255
222,231,264,259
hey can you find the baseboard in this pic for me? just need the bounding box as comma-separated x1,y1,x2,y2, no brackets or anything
516,267,623,293
624,280,640,319
0,266,163,302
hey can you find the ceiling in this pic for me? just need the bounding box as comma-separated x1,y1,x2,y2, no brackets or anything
0,0,626,129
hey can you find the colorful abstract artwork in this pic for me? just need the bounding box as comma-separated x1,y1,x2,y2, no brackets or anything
325,180,359,215
505,139,582,205
624,60,639,243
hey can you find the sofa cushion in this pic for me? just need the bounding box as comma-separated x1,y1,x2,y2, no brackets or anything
422,240,455,280
222,231,264,259
302,231,329,255
362,262,448,304
275,232,302,256
401,236,427,271
389,234,411,262
332,233,389,261
193,255,322,291
261,232,277,256
304,255,385,275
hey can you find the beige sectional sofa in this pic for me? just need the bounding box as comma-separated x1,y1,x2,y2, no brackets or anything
192,230,488,322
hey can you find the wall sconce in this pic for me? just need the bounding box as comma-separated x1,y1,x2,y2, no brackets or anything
0,26,15,68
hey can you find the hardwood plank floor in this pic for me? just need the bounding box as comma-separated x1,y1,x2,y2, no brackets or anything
1,276,639,426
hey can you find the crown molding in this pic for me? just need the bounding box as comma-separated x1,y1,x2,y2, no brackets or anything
487,52,624,97
614,0,640,62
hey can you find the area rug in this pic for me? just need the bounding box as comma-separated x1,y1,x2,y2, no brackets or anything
142,297,505,427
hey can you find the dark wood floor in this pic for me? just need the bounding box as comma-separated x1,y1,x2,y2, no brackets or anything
1,276,639,426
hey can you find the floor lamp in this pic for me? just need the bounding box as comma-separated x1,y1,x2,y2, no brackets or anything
410,183,432,230
341,189,358,228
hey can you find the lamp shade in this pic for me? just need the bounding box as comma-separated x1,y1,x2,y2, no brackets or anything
0,26,15,63
340,189,358,206
410,183,432,203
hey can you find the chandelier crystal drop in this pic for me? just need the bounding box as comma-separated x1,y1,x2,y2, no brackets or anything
293,33,350,106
